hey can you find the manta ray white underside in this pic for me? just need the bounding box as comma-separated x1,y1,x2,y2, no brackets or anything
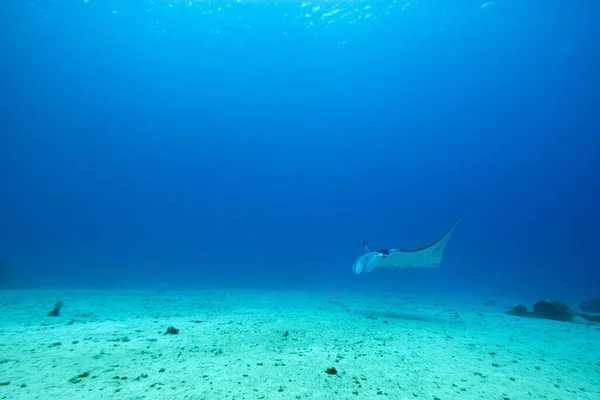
352,218,461,275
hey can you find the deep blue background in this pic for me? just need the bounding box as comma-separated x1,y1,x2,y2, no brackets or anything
1,1,599,298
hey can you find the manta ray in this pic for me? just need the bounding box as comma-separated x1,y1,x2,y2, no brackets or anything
352,217,461,275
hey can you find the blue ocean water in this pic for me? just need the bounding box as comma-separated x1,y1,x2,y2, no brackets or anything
1,0,599,299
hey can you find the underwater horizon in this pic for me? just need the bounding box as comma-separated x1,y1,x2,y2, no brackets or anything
1,0,599,299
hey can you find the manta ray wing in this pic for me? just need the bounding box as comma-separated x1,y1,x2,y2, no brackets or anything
389,216,461,268
362,241,371,255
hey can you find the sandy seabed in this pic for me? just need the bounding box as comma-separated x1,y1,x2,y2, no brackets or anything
0,289,598,400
